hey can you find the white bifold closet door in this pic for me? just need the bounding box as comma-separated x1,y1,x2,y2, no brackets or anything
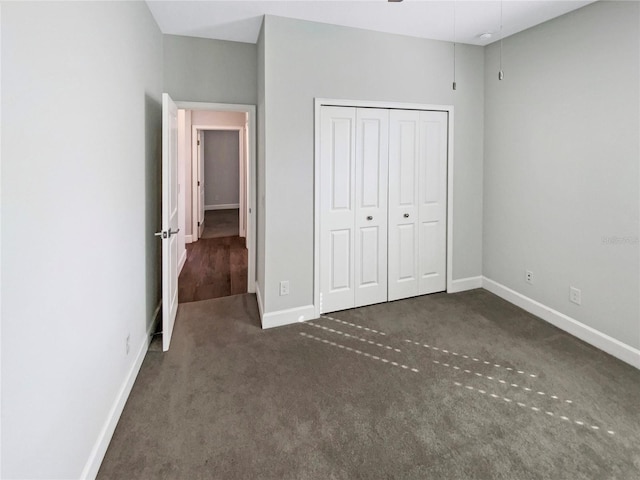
388,109,448,301
320,106,389,313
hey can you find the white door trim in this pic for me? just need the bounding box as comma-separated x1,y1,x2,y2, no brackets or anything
175,101,256,294
192,129,205,241
313,98,454,317
191,125,244,241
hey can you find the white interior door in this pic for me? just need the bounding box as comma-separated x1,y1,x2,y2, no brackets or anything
354,108,389,307
388,109,448,301
320,105,447,311
161,93,179,351
418,111,448,294
197,130,205,238
388,110,420,301
320,106,356,313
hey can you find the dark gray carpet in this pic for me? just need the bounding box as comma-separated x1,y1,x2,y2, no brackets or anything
201,209,239,239
98,290,640,479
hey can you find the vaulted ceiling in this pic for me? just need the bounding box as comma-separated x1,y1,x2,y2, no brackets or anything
147,0,595,46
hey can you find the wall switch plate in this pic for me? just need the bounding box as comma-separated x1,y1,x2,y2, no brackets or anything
569,287,581,305
525,270,533,284
279,280,290,296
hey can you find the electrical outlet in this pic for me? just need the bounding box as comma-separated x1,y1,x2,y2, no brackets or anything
126,334,131,355
525,270,533,284
570,287,581,305
279,280,290,296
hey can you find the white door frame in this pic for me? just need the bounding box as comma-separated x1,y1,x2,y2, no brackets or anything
313,98,454,317
191,125,244,235
176,101,256,294
193,129,205,240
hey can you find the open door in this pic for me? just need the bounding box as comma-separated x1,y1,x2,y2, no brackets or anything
197,130,205,238
160,93,179,351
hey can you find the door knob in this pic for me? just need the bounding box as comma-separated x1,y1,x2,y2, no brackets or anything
403,213,410,218
154,228,180,239
366,216,373,221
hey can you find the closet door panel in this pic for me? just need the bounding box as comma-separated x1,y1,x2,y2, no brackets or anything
397,223,417,280
354,108,389,307
388,110,420,301
359,226,380,285
330,229,352,290
320,107,357,313
418,111,448,294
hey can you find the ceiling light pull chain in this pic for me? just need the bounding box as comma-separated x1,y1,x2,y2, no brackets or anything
499,0,504,80
453,0,457,90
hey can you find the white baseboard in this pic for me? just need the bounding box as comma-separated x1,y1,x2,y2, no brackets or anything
255,282,264,320
185,234,193,244
482,277,640,370
205,203,239,211
178,248,187,275
448,275,483,293
261,303,317,329
80,300,161,479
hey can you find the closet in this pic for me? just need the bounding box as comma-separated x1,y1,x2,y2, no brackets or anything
319,105,448,314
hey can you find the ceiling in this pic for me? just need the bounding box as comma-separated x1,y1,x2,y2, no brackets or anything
146,0,596,46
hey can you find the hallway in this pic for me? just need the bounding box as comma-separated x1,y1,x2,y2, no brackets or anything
178,210,247,303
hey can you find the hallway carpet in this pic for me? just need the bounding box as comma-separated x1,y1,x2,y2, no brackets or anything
201,209,239,239
98,290,640,479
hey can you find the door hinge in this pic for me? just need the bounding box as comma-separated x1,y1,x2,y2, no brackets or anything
197,221,200,227
197,181,200,186
197,140,200,146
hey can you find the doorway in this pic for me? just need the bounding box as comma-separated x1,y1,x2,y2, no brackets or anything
174,102,256,303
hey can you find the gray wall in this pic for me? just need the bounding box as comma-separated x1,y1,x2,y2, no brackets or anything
163,34,257,104
260,15,485,313
1,1,163,478
203,130,240,207
483,1,640,348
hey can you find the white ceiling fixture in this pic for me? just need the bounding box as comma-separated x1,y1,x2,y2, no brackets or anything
452,0,457,90
498,0,504,80
146,0,596,46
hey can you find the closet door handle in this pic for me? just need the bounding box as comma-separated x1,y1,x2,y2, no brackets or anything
403,213,410,218
366,216,373,221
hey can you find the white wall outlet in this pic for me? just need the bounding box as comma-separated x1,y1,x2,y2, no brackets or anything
569,287,581,305
525,270,533,284
279,280,290,296
125,334,130,355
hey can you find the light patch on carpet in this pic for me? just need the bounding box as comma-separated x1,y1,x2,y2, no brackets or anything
306,322,400,352
299,332,418,373
452,382,614,436
432,360,571,404
321,315,387,336
405,339,538,378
